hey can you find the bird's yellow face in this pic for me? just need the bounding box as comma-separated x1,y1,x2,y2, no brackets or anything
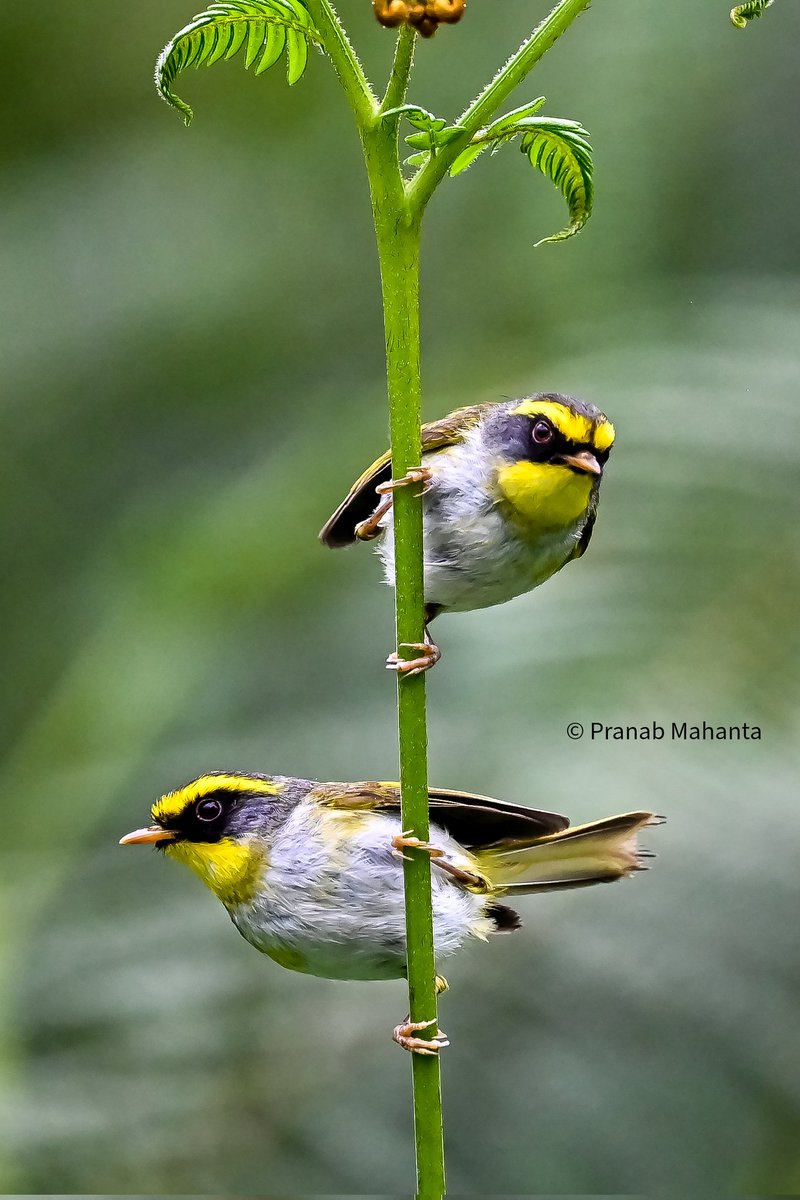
120,773,283,907
495,397,615,533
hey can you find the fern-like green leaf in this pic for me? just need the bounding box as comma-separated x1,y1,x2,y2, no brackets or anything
450,102,593,246
519,117,593,245
730,0,773,27
383,105,467,159
449,98,547,177
156,0,321,125
405,126,465,151
382,104,444,132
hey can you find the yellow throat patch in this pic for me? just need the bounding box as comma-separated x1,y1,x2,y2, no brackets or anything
499,399,613,532
497,460,594,532
152,774,282,908
164,836,267,908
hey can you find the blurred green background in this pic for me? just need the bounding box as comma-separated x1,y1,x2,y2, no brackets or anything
2,0,799,1192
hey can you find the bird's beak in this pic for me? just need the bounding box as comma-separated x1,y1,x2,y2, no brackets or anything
558,450,602,476
119,825,175,845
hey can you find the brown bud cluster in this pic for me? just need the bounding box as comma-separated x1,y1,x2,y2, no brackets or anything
372,0,466,38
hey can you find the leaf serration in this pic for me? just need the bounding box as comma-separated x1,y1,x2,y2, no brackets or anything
451,100,594,245
156,0,321,125
730,0,774,28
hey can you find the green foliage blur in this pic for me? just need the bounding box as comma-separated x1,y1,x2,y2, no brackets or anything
2,0,799,1191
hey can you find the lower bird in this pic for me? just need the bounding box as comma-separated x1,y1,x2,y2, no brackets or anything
121,771,658,1053
319,392,615,674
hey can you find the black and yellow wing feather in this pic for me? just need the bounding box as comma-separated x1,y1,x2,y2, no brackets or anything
311,780,569,848
312,782,657,894
318,404,489,548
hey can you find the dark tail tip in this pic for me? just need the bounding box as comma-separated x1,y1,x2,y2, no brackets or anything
486,902,522,933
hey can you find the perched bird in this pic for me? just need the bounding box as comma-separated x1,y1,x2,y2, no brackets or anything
320,393,615,673
121,771,658,1053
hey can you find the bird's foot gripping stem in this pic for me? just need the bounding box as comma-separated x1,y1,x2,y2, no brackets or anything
356,466,432,541
392,976,450,1055
376,466,433,497
392,1016,450,1056
386,631,441,678
391,833,490,891
354,496,392,542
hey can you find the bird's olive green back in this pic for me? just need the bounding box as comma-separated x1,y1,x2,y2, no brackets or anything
311,779,569,847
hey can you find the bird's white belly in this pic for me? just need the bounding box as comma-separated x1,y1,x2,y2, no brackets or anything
230,805,489,982
422,508,580,612
379,495,583,613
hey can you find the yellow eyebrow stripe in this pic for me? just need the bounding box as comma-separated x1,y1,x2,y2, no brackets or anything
510,399,615,452
153,774,283,821
593,421,615,452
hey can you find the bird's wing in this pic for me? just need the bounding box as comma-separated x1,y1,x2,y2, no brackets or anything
318,404,488,548
310,781,569,848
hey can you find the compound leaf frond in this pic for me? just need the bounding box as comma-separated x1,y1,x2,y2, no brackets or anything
450,104,593,245
383,104,468,161
156,0,322,125
730,0,774,27
519,117,593,245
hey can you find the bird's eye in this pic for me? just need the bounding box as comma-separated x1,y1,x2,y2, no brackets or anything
532,419,554,444
196,798,223,823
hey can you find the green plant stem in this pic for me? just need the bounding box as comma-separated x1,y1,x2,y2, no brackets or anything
298,3,594,1192
381,24,417,112
362,104,446,1199
304,0,378,127
408,0,593,211
307,3,444,1189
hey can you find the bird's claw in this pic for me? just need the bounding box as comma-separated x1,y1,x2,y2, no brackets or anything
386,641,441,677
354,496,393,541
392,832,491,892
355,469,432,541
392,831,445,860
376,466,433,498
392,1017,450,1056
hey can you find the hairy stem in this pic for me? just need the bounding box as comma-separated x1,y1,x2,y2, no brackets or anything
362,122,446,1194
304,0,378,127
306,0,593,1190
408,0,593,212
381,25,417,113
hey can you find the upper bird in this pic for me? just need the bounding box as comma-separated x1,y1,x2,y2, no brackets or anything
320,393,615,673
121,771,657,1054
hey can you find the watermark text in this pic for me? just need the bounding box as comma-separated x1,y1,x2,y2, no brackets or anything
566,721,761,742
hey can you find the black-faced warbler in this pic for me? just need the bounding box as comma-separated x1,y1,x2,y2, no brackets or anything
320,393,615,673
121,772,658,1054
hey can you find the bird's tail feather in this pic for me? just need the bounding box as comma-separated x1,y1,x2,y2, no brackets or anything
476,811,660,893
